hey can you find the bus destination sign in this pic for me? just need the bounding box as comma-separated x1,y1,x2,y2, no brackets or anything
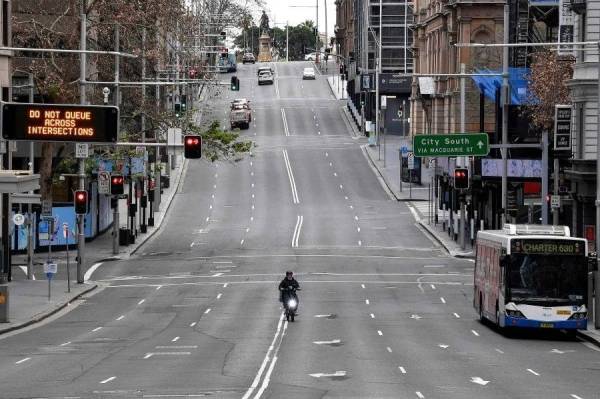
511,239,585,256
2,103,119,143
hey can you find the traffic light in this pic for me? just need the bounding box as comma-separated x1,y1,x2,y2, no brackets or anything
184,135,202,159
221,47,228,58
454,168,469,190
220,31,226,40
111,174,124,195
230,76,240,91
74,190,88,215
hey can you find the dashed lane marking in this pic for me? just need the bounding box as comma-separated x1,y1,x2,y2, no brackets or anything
453,313,461,319
172,336,180,342
100,376,116,384
370,313,375,319
416,392,425,399
471,330,480,337
204,308,212,314
527,369,540,376
15,357,31,364
377,330,383,336
92,327,103,332
190,322,197,327
399,366,406,374
116,315,125,321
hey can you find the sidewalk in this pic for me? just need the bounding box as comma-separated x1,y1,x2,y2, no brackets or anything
578,325,600,347
1,159,185,335
326,75,347,101
362,134,474,258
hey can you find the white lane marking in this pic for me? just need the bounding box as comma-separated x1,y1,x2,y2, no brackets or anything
357,227,361,233
217,293,223,299
314,314,332,318
116,315,125,321
209,205,213,210
19,266,35,280
334,172,337,177
156,285,162,290
84,262,103,282
430,284,436,290
206,217,210,222
438,344,449,349
365,299,370,305
251,216,254,221
211,194,215,199
387,347,393,353
243,314,288,399
60,342,71,347
361,284,366,289
416,276,426,294
144,353,153,359
416,392,425,399
291,215,304,248
240,239,245,246
471,330,480,337
527,368,540,376
399,366,406,374
15,357,31,364
344,196,348,200
329,162,333,167
313,339,341,345
453,313,461,318
358,240,362,246
137,299,145,305
92,327,103,332
155,345,198,349
424,265,446,268
212,273,224,277
190,322,197,327
410,314,422,320
204,308,211,314
282,149,299,204
582,342,600,352
570,395,584,399
281,108,290,136
325,152,328,157
470,377,490,386
309,371,347,378
370,313,375,319
495,348,505,354
100,376,116,384
354,215,358,221
440,297,446,304
144,351,191,359
223,283,229,288
172,336,180,342
377,330,383,336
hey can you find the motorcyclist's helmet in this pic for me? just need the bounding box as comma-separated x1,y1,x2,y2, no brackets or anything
286,271,293,278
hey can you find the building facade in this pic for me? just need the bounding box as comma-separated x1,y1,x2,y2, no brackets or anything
566,0,599,246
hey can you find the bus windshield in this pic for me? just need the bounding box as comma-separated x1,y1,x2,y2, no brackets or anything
507,254,587,305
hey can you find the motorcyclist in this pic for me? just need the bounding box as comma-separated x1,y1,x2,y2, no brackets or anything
279,271,300,307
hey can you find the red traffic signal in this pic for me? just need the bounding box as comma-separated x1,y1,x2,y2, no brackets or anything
111,174,124,195
184,135,202,159
74,190,88,215
454,168,469,190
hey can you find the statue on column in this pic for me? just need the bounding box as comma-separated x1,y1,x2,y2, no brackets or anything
259,11,270,36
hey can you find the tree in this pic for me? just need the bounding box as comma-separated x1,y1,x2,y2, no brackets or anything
525,50,575,130
12,0,253,204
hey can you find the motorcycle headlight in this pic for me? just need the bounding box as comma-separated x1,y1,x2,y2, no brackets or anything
288,299,297,308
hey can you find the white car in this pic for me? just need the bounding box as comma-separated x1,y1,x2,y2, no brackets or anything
302,67,316,80
258,71,274,85
304,52,317,61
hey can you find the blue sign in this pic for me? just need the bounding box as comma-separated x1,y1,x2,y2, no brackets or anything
401,146,409,155
46,272,53,280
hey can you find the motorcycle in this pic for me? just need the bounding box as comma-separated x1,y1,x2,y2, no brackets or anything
281,286,300,322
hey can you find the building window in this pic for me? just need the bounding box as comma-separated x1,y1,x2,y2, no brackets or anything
2,1,8,47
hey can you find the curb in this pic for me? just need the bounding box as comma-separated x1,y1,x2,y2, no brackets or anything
0,283,98,336
361,144,399,202
340,105,361,139
577,330,600,348
130,160,188,256
419,220,475,259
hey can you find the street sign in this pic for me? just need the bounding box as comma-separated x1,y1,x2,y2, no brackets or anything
167,128,183,146
551,195,561,209
554,105,572,151
75,143,89,158
413,133,489,157
12,213,25,226
407,152,415,170
44,262,58,275
98,171,110,195
2,103,119,143
41,199,52,217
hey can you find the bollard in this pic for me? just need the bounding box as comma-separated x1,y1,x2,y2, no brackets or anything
0,285,8,323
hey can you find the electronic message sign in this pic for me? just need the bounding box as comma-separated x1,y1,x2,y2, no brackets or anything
2,103,119,143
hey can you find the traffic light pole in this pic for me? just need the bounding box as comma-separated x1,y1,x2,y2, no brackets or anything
77,1,86,284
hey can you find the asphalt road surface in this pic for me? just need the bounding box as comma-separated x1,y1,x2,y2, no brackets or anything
0,62,598,399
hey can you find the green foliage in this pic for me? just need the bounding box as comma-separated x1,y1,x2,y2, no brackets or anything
187,121,253,162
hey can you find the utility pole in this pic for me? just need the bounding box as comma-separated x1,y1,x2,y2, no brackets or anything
316,0,319,64
77,0,86,284
553,156,559,225
286,21,289,62
501,4,509,227
459,63,466,250
376,0,382,159
595,40,600,329
27,74,34,280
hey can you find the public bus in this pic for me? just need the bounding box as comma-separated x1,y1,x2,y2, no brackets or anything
474,224,589,331
218,53,237,73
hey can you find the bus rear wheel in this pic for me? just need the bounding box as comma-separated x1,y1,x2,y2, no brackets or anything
478,293,484,322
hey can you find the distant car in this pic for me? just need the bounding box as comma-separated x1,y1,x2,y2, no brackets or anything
242,53,256,64
258,71,274,85
304,52,317,61
257,66,274,76
302,67,316,80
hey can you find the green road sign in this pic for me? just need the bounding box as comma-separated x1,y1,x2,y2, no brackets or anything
413,133,489,157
